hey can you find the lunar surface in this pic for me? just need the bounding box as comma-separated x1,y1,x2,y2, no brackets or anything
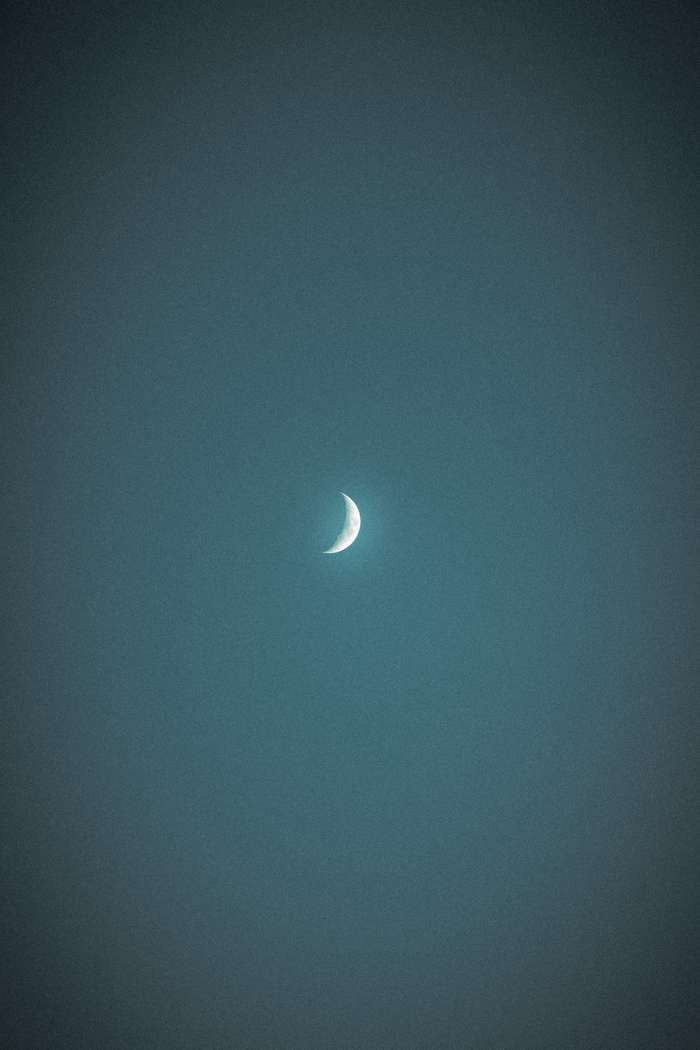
323,492,361,554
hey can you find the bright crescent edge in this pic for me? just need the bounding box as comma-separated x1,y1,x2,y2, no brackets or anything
322,492,361,554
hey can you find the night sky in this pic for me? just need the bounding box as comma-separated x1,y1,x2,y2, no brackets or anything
4,2,700,1047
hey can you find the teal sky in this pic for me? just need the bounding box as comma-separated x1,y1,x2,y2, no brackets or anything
5,3,699,1047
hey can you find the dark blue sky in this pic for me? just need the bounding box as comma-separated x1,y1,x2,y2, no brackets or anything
4,2,699,1047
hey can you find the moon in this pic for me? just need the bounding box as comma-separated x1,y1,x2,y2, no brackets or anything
323,492,361,554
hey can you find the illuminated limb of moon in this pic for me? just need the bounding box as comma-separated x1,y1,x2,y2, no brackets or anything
323,492,361,554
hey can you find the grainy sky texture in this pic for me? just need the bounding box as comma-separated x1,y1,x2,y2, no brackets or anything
4,2,699,1047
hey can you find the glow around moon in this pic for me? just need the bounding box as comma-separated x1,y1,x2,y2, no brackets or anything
323,492,361,554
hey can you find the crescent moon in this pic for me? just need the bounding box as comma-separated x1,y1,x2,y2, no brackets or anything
323,492,361,554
